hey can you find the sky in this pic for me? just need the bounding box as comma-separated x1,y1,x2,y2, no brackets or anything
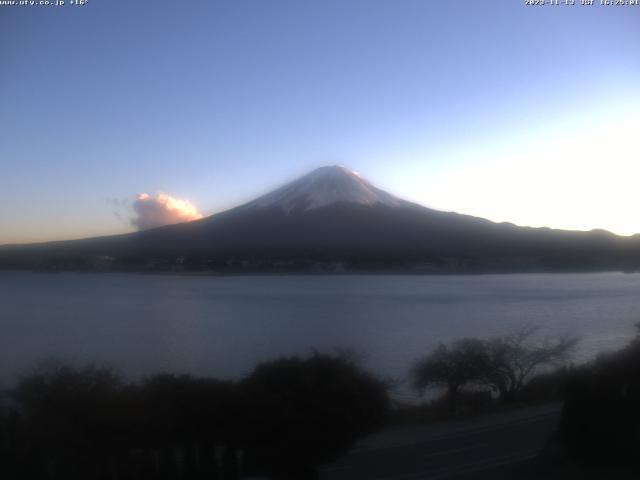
1,0,639,244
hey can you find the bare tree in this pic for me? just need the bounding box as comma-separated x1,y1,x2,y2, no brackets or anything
411,339,490,416
482,325,578,403
411,327,579,412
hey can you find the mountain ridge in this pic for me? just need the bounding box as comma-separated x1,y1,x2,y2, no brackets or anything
1,166,640,273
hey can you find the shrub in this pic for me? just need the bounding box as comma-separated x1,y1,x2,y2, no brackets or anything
242,353,390,477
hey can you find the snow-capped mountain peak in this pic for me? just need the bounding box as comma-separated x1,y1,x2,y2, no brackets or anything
242,165,407,214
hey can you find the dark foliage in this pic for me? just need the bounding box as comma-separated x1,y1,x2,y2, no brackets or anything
12,363,129,478
242,354,390,477
519,367,573,403
0,354,389,480
558,333,640,469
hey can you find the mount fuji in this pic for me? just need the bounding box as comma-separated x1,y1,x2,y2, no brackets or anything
240,165,410,213
2,165,640,273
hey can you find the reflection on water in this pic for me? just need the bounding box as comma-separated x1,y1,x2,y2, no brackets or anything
0,271,638,400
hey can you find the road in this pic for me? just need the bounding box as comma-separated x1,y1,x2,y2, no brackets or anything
319,404,561,480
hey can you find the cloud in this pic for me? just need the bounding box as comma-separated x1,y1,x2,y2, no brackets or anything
131,192,204,230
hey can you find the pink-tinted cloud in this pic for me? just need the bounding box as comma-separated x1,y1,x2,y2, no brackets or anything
131,193,204,230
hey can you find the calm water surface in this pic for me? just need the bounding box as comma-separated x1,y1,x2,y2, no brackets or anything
1,271,638,400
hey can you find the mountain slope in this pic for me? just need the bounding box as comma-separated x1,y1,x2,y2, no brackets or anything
240,165,410,213
2,166,640,273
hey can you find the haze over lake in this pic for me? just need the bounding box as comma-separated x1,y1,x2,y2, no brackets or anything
1,271,637,400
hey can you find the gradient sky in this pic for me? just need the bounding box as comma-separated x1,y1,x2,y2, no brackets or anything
1,0,639,244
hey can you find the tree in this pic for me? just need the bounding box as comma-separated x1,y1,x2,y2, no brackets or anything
482,325,578,403
411,338,490,416
13,361,126,480
411,328,578,412
558,326,640,468
242,353,390,478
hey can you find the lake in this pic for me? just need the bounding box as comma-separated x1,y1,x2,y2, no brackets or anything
1,271,638,401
